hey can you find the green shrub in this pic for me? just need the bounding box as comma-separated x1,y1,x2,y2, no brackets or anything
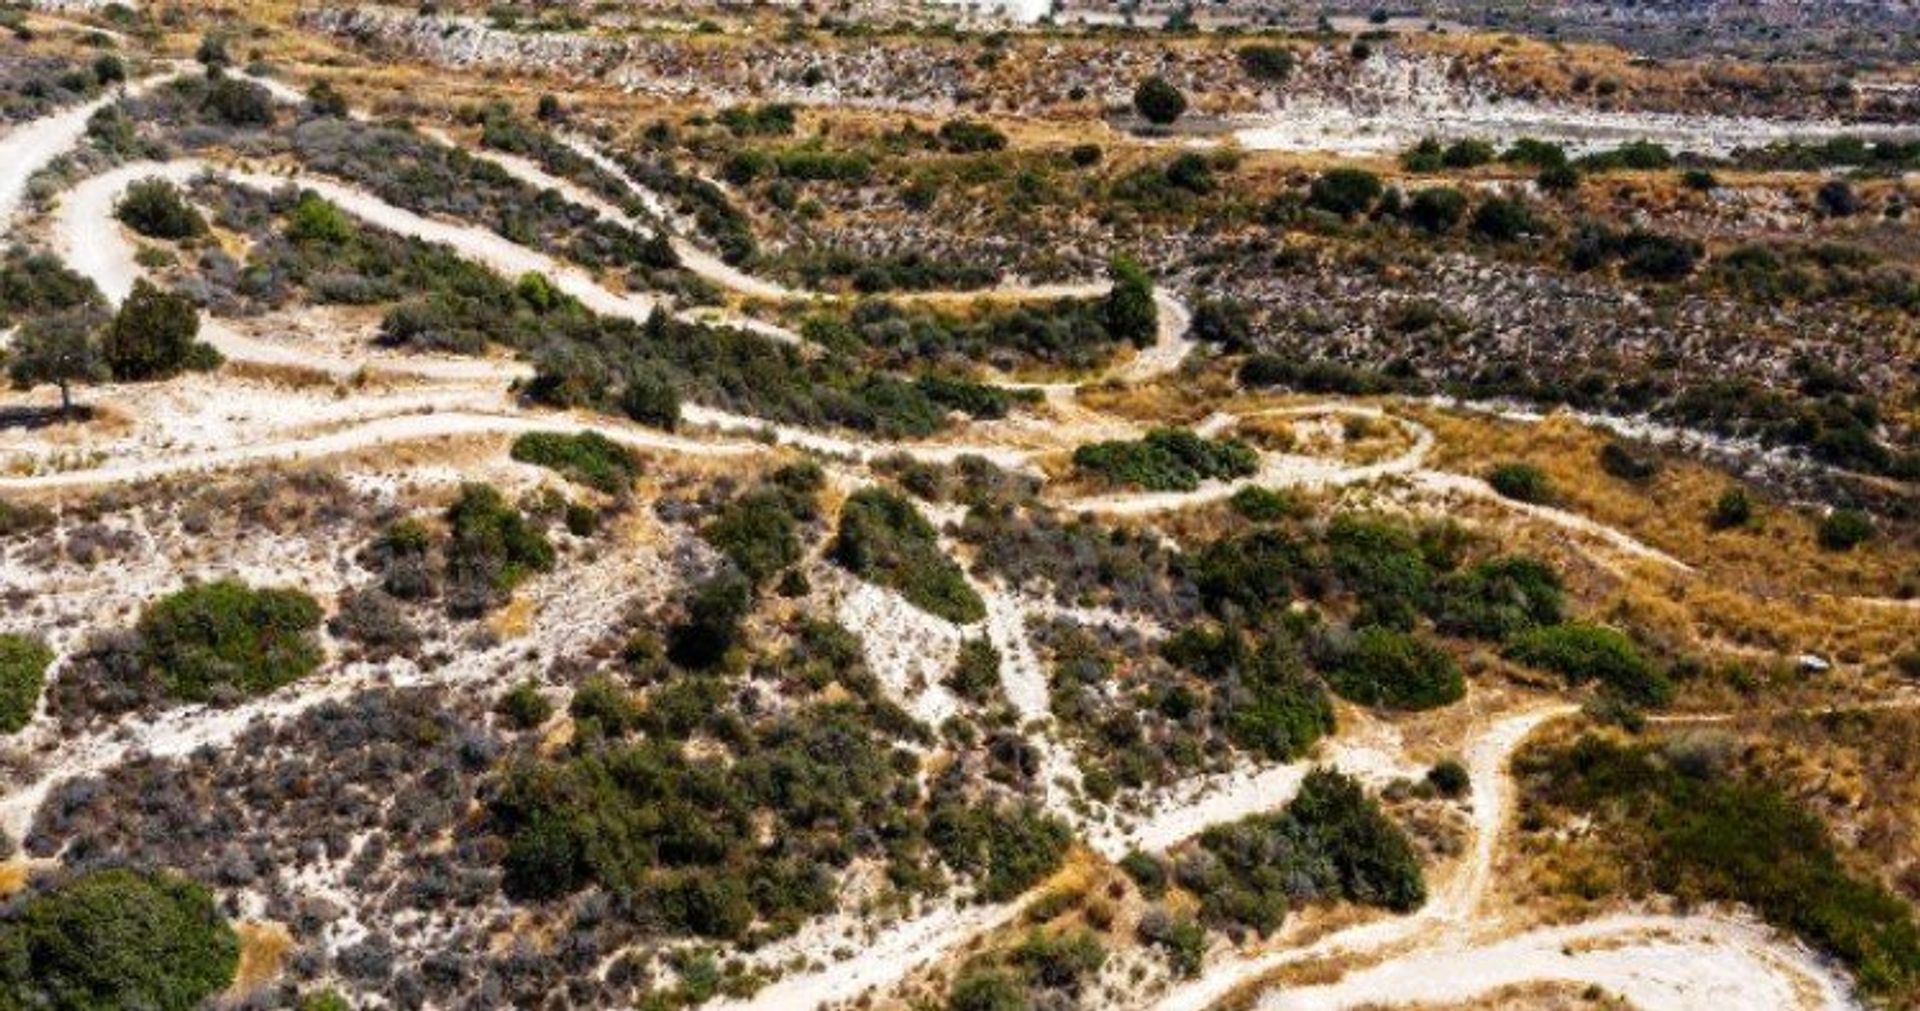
1308,168,1383,218
284,191,356,245
1327,514,1432,629
831,488,984,623
445,483,555,602
1469,196,1536,241
1523,735,1920,997
946,969,1027,1011
1426,758,1470,797
137,579,323,703
1191,769,1424,935
1137,909,1206,977
1119,850,1169,898
115,178,206,240
510,430,640,493
1598,441,1659,482
1431,556,1564,640
1229,486,1295,522
930,797,1073,901
0,634,53,733
1103,256,1158,347
706,489,810,590
1403,186,1467,233
948,638,1003,704
1132,75,1187,125
1327,627,1463,711
1486,461,1554,503
102,280,216,382
1503,623,1670,706
1073,428,1257,492
1817,509,1874,551
1237,44,1297,80
938,118,1008,153
496,680,553,730
1709,487,1753,529
0,868,239,1010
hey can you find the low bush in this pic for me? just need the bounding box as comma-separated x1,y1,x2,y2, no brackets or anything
1073,429,1257,492
509,430,640,494
1237,44,1297,81
1521,735,1920,997
702,478,818,587
1817,509,1874,551
1426,758,1470,797
948,638,1004,705
929,797,1073,901
1308,168,1383,218
831,488,983,623
1598,441,1659,481
1327,627,1463,711
115,178,206,240
1431,556,1564,640
1709,487,1754,529
0,868,239,1009
444,483,555,615
1486,461,1554,503
1189,769,1424,935
1503,623,1670,706
0,634,53,733
496,680,553,730
136,579,324,704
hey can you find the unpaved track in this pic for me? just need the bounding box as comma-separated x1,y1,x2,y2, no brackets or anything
0,66,184,223
0,86,1885,1011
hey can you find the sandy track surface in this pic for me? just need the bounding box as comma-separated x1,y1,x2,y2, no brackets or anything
0,67,183,223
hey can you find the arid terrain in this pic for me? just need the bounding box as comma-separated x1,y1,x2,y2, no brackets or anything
0,2,1915,1010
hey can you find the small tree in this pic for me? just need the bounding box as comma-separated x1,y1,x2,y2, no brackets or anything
1132,75,1187,127
1103,256,1158,347
102,280,211,381
8,312,107,419
115,178,206,240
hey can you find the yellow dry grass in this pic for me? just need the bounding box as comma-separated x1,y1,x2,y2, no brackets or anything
227,920,294,996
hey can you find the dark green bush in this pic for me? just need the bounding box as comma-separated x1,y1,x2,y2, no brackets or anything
1426,758,1470,797
938,118,1008,153
948,638,1003,704
1709,487,1754,529
702,481,815,587
102,280,217,382
1229,486,1296,522
1486,461,1554,503
1817,509,1874,551
1104,256,1158,347
1237,44,1297,80
1469,196,1537,241
1598,441,1659,482
1327,514,1432,629
1523,735,1920,997
1308,168,1384,218
1503,623,1670,706
1403,186,1467,233
136,579,323,703
509,431,640,494
115,178,206,240
1327,627,1463,711
444,483,555,614
831,488,983,623
0,634,53,733
496,680,553,730
0,868,238,1010
930,797,1073,901
1431,555,1564,640
1132,75,1187,125
1073,428,1257,492
1190,768,1424,935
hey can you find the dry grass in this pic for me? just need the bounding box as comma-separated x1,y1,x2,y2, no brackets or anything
227,920,294,996
1417,407,1918,600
